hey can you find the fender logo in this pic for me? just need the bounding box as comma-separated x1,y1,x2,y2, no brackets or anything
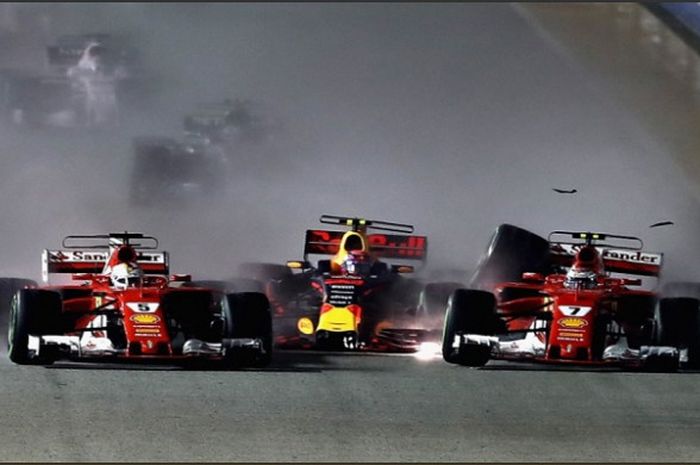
558,317,588,329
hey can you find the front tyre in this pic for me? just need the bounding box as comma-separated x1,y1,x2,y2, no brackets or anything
8,289,61,365
222,292,273,368
442,289,498,367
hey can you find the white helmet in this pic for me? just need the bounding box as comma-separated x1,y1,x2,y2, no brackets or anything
565,268,597,290
110,262,144,289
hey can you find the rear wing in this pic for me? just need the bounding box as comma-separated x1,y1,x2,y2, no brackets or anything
549,243,662,277
42,249,169,283
547,230,662,277
303,230,427,261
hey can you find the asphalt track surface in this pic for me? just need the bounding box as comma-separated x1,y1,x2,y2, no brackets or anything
1,348,699,462
3,3,700,462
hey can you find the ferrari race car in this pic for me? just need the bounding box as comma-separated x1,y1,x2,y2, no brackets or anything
4,232,272,367
0,33,151,128
256,214,460,352
443,224,700,370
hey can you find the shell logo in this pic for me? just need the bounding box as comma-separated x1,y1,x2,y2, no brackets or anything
558,317,587,329
130,314,160,325
297,317,315,335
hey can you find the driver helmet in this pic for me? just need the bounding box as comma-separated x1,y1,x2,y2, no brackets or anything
564,245,603,290
341,251,372,277
110,262,144,289
565,266,598,290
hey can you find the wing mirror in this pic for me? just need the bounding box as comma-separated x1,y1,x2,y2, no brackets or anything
170,274,191,282
286,260,310,270
622,278,642,286
522,272,545,282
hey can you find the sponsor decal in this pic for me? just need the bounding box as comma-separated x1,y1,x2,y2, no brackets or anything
559,330,585,336
135,328,161,335
602,249,660,264
559,305,592,317
297,318,315,335
126,302,160,313
558,317,588,329
557,336,583,342
50,250,108,262
558,331,585,341
48,250,166,264
130,314,160,325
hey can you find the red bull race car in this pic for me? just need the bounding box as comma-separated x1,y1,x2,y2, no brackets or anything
259,215,459,352
6,232,272,367
443,225,699,371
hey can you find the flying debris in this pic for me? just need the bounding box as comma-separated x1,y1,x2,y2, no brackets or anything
552,188,577,194
649,221,674,228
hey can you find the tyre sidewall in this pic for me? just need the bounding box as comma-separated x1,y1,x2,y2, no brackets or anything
222,292,273,367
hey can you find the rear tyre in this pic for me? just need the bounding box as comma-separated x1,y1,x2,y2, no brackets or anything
469,224,551,290
1,278,38,354
614,294,656,349
656,297,700,368
442,289,498,366
222,292,273,367
0,277,37,319
8,289,62,365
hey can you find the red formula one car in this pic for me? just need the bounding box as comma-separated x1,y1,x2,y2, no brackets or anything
443,226,696,370
7,232,272,367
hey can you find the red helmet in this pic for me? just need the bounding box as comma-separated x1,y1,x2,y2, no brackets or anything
565,246,603,289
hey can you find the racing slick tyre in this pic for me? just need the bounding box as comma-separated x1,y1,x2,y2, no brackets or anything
8,289,62,365
656,297,700,368
614,294,657,350
0,277,36,315
442,289,499,367
468,224,551,290
222,292,273,368
0,278,37,341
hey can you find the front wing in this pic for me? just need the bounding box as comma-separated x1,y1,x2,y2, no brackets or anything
450,333,680,369
27,335,264,363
